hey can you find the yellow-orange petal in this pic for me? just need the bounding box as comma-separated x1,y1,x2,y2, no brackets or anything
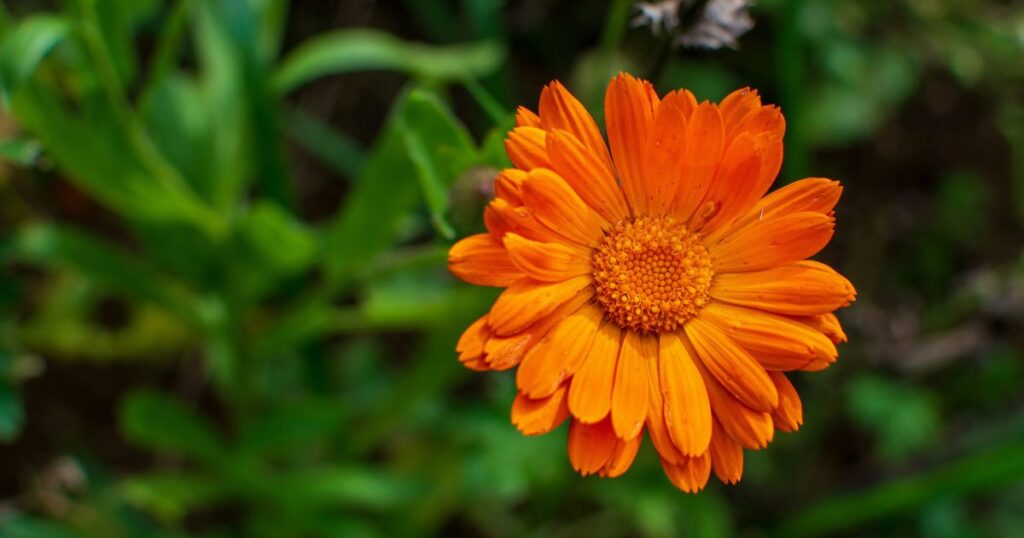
661,453,712,493
448,233,524,287
517,303,603,398
606,73,657,212
703,367,774,449
494,168,527,204
539,81,615,174
568,320,620,423
457,315,491,371
685,317,778,412
568,418,619,476
503,233,590,282
484,198,562,244
639,92,689,215
796,312,848,344
725,177,842,235
644,345,687,464
489,276,592,337
505,127,550,170
512,385,569,435
521,168,609,245
611,331,652,440
516,106,541,128
769,371,803,432
696,132,783,236
710,211,835,273
709,417,744,484
701,302,838,367
719,87,762,136
600,432,642,478
710,261,856,316
669,101,725,221
547,129,629,223
658,332,712,456
732,104,785,143
484,290,591,370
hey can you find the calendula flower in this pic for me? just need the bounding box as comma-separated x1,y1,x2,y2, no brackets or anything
449,74,855,492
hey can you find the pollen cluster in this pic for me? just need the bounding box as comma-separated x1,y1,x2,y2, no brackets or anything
592,216,714,334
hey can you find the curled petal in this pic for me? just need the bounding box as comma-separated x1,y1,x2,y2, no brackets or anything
484,290,591,370
503,233,591,282
709,417,744,484
661,453,712,493
568,418,619,476
457,315,491,371
505,127,550,170
769,371,803,432
448,234,524,287
512,385,570,435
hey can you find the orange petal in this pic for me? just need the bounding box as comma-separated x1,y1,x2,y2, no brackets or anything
505,127,550,170
493,168,527,204
484,198,562,244
611,331,652,440
710,211,835,273
719,87,762,137
669,102,725,221
644,343,686,464
661,453,712,493
696,132,782,236
539,81,614,174
702,365,774,449
600,432,642,478
701,302,838,368
658,332,712,456
456,315,491,371
710,261,856,316
511,385,569,435
517,303,603,398
484,290,591,370
724,177,843,235
448,233,524,287
516,106,541,128
567,418,619,476
503,233,591,282
488,276,592,337
685,317,778,412
709,417,744,484
797,312,848,343
731,104,785,141
769,371,803,432
606,73,658,212
639,93,689,215
569,321,621,423
547,129,629,223
521,168,609,245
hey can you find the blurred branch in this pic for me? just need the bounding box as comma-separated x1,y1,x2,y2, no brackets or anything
601,0,635,53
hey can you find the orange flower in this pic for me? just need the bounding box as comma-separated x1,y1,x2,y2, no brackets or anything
448,74,855,492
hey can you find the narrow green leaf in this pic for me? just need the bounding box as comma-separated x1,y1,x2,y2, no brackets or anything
284,105,365,179
274,29,504,93
119,389,225,462
0,15,69,100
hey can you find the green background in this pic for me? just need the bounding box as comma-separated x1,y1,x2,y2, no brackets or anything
0,0,1022,536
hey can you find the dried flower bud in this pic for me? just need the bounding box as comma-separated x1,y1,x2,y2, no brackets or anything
633,0,754,50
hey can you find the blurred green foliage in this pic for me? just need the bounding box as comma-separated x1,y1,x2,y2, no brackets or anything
0,0,1022,537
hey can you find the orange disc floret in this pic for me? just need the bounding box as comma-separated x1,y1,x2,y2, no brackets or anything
448,73,855,493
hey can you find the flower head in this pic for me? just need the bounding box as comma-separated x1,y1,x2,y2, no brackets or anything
449,74,855,492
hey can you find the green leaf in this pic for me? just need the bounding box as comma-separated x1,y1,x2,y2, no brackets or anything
399,89,475,240
120,472,230,523
0,136,42,166
271,467,422,511
119,389,225,462
235,398,346,457
238,201,317,275
274,29,504,93
0,515,82,538
0,15,69,100
322,88,474,283
7,225,205,329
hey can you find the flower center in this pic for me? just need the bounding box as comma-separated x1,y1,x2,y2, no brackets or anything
591,216,713,334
